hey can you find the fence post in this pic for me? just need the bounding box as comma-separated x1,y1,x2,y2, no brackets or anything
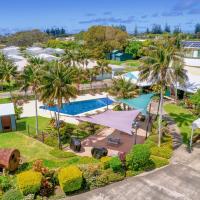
27,124,30,136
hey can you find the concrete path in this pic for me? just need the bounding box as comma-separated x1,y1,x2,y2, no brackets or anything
66,146,200,200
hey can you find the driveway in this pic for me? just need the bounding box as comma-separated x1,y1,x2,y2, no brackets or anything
66,146,200,200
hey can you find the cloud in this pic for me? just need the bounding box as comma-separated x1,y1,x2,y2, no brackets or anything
141,15,148,19
103,11,112,15
172,0,200,15
162,11,183,17
85,13,96,17
79,16,136,24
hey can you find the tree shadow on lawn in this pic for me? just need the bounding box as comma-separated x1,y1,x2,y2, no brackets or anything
16,121,27,132
168,112,196,143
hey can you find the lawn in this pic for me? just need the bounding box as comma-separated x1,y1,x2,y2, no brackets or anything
0,97,11,104
164,103,198,143
17,116,51,134
0,132,57,162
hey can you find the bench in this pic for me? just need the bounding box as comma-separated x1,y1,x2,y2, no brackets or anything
107,137,121,146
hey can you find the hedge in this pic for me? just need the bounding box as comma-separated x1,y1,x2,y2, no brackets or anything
2,189,24,200
16,170,42,195
109,157,122,172
126,144,151,171
151,146,173,159
150,155,169,168
58,166,82,193
100,156,112,169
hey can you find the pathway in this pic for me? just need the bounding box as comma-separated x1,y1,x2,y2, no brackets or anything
65,146,200,200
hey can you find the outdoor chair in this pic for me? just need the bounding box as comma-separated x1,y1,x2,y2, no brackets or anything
107,136,121,146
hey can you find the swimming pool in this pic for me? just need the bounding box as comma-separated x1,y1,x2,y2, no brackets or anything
40,97,114,116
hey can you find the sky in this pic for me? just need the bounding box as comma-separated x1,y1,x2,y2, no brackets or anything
0,0,200,34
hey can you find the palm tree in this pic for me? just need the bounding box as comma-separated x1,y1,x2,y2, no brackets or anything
109,77,138,110
20,64,41,135
61,49,78,67
139,38,186,147
38,61,77,149
172,61,188,104
94,60,112,79
1,61,18,98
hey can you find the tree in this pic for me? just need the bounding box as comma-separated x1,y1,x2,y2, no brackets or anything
125,41,142,59
1,61,18,97
0,30,50,47
173,26,182,34
151,24,162,34
139,38,186,147
145,27,150,34
134,25,138,36
109,77,138,109
94,60,112,79
20,58,44,135
84,26,128,59
190,89,200,115
38,62,77,149
164,24,171,33
195,23,200,34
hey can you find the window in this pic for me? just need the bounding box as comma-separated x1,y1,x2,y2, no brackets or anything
198,50,200,58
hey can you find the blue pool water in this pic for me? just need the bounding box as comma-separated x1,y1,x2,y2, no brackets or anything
124,72,137,80
40,98,114,115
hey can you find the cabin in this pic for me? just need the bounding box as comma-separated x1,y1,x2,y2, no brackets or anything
107,50,133,61
0,103,16,132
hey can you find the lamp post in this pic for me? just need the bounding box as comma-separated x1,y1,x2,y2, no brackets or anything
132,121,139,145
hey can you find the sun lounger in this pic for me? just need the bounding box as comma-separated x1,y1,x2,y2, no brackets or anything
107,136,121,145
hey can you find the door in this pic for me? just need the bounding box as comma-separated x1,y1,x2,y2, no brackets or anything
1,116,11,132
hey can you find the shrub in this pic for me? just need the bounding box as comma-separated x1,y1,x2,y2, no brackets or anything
79,164,102,190
2,189,24,200
126,170,142,177
150,155,169,168
109,157,122,172
100,156,112,169
78,156,98,164
106,169,124,182
0,176,12,192
58,166,82,193
49,149,76,158
151,146,173,159
44,136,58,147
17,171,42,195
126,144,151,171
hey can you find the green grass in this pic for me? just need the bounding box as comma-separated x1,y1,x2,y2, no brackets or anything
0,132,57,162
17,116,51,134
0,98,11,104
164,103,198,143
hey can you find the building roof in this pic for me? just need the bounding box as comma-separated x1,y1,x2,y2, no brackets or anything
36,53,58,61
177,72,200,93
0,103,15,116
182,41,200,49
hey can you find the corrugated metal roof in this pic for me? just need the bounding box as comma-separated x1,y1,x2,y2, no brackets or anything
0,103,15,116
182,41,200,49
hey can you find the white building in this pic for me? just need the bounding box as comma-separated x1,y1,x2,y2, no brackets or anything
36,53,58,62
26,47,44,55
0,46,20,55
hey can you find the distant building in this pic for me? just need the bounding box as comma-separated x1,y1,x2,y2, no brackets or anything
0,103,16,132
0,46,20,55
36,53,58,62
107,50,132,62
26,47,44,55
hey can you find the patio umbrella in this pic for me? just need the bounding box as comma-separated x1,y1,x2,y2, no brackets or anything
190,118,200,151
76,110,140,135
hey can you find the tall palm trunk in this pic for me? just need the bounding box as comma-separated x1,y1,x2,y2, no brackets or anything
35,93,39,135
158,89,164,147
57,106,62,149
175,77,178,104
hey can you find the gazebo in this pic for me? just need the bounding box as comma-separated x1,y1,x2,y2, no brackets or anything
190,118,200,151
